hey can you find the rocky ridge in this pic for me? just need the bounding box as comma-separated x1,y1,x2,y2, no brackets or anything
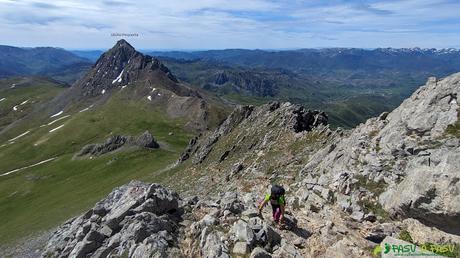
297,74,460,234
72,39,185,98
167,73,459,256
178,102,328,165
41,72,460,257
77,131,159,157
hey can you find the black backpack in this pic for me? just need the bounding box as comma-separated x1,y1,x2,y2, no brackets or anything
271,185,285,198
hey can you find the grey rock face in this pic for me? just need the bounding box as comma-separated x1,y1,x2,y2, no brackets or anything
288,104,328,133
77,131,159,157
361,223,399,243
401,218,460,244
78,135,128,157
200,229,230,258
379,148,460,234
296,73,460,235
135,130,160,148
375,75,460,234
233,220,255,244
378,75,459,151
41,181,181,258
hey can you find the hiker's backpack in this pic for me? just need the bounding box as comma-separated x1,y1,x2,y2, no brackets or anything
271,185,285,198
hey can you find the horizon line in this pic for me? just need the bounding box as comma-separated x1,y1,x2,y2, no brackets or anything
1,44,459,52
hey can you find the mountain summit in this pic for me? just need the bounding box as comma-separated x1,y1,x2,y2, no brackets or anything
49,40,227,131
72,39,181,98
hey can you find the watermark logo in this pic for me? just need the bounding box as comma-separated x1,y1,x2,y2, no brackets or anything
376,242,458,257
384,243,391,254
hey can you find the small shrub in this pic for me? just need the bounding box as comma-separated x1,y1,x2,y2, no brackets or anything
445,122,460,138
358,198,391,222
368,130,379,138
444,110,460,138
355,175,388,196
398,230,413,243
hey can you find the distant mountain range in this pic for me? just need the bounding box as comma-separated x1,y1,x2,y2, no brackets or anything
69,50,104,62
149,47,460,74
3,45,460,127
0,45,92,84
143,47,460,127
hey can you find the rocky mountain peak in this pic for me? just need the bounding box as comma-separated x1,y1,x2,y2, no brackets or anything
72,39,178,97
97,39,138,68
112,39,134,50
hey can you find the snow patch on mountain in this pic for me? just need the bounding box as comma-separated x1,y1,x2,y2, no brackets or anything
50,111,63,118
112,69,124,84
8,131,30,142
49,124,65,133
0,157,56,177
47,115,71,126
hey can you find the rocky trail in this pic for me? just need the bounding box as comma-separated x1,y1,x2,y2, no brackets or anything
39,181,316,258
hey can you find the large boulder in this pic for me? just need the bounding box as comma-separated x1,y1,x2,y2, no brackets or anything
233,220,255,244
272,242,302,258
200,229,230,258
134,131,160,148
41,181,181,258
231,217,281,251
250,247,272,258
220,192,245,214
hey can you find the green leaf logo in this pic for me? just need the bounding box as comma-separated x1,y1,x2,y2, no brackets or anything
384,243,391,254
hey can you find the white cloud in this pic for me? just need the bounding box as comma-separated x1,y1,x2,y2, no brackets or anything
0,0,458,49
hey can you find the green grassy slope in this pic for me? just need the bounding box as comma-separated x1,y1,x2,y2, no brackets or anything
323,94,404,128
0,88,192,246
0,77,66,131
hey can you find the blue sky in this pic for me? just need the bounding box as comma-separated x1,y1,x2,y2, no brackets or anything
0,0,459,49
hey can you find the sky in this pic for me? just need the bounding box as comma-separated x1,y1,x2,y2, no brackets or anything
0,0,460,50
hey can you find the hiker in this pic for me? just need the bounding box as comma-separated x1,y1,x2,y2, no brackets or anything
258,185,286,225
